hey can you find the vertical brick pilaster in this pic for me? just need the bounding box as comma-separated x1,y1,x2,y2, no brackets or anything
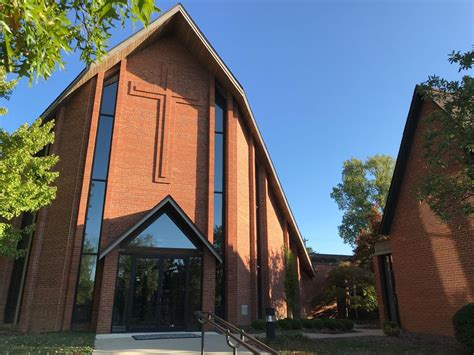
62,72,104,330
248,138,258,320
257,168,270,312
225,94,238,323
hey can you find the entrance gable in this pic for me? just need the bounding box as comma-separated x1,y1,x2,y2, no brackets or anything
99,195,222,263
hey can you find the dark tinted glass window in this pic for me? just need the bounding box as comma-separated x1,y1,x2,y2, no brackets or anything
213,193,223,251
214,134,223,192
215,95,225,133
76,254,97,307
129,213,197,249
100,81,118,116
112,255,132,328
91,115,113,180
83,181,106,253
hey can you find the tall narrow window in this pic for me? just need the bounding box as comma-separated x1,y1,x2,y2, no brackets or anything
73,76,118,324
214,91,226,317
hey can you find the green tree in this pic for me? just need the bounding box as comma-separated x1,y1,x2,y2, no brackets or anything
417,50,473,222
0,1,159,258
330,155,395,246
284,248,299,318
324,262,377,319
0,120,58,258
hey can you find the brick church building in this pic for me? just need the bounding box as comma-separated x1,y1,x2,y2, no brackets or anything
373,88,474,337
0,4,314,333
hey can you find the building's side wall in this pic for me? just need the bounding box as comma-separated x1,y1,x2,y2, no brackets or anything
373,256,386,325
15,78,97,332
266,189,287,318
233,110,252,325
385,100,474,337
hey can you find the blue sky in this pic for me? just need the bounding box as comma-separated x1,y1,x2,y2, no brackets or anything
1,0,472,254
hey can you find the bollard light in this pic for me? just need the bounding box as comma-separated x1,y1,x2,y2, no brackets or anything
265,307,276,340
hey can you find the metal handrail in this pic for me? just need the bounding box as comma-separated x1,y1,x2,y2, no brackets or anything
195,311,278,355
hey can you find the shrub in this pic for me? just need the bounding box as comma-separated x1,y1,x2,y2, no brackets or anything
277,318,292,330
291,318,303,330
324,318,340,330
301,318,313,329
383,321,400,336
251,319,265,331
341,319,355,331
452,302,474,352
312,319,324,330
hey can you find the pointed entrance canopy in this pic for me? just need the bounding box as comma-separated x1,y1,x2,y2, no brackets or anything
99,195,222,263
41,3,314,276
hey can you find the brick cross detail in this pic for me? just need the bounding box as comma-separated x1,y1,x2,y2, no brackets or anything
127,64,204,184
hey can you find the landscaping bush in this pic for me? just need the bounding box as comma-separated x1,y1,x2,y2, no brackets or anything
251,319,266,331
383,321,400,336
323,318,340,330
301,318,313,329
278,318,293,330
341,319,355,331
452,302,474,352
312,319,324,330
291,318,303,330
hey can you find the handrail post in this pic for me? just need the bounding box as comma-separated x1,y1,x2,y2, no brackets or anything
200,322,205,355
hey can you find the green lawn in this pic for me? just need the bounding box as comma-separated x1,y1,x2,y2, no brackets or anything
263,333,468,355
0,331,95,354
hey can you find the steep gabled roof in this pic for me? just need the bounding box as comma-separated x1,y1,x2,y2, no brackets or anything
42,3,314,276
380,86,445,235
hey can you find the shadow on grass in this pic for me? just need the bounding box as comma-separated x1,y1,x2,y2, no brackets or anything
261,333,468,355
0,331,95,354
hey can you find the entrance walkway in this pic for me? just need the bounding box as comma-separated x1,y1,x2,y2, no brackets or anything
93,332,254,354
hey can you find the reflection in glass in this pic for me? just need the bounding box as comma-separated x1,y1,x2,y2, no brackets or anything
188,257,201,329
129,213,197,249
130,258,160,328
160,258,186,328
215,94,225,133
213,194,223,252
91,115,114,180
112,255,132,328
100,81,118,116
76,254,97,307
83,181,106,253
214,134,223,192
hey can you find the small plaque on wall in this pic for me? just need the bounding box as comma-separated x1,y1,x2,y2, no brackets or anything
241,305,248,316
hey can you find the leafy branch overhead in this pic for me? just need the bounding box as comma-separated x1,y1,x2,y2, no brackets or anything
0,0,159,81
417,50,474,222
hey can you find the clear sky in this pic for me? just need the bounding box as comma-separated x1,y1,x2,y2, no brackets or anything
1,0,472,255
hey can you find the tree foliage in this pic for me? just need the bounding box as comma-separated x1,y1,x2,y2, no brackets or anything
0,0,159,81
325,262,377,318
417,50,473,222
353,208,386,269
0,1,159,258
284,248,299,317
0,120,58,258
330,155,395,246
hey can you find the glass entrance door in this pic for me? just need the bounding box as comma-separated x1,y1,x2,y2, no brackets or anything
113,254,201,332
129,257,160,331
158,258,186,330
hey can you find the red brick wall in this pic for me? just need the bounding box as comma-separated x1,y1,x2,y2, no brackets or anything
17,77,97,332
0,31,314,332
380,99,474,336
266,190,287,318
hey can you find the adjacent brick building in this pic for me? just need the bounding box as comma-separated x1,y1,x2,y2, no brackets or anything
373,88,474,337
0,4,314,333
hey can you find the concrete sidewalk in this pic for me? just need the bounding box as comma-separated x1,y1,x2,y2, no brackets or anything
93,332,254,354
